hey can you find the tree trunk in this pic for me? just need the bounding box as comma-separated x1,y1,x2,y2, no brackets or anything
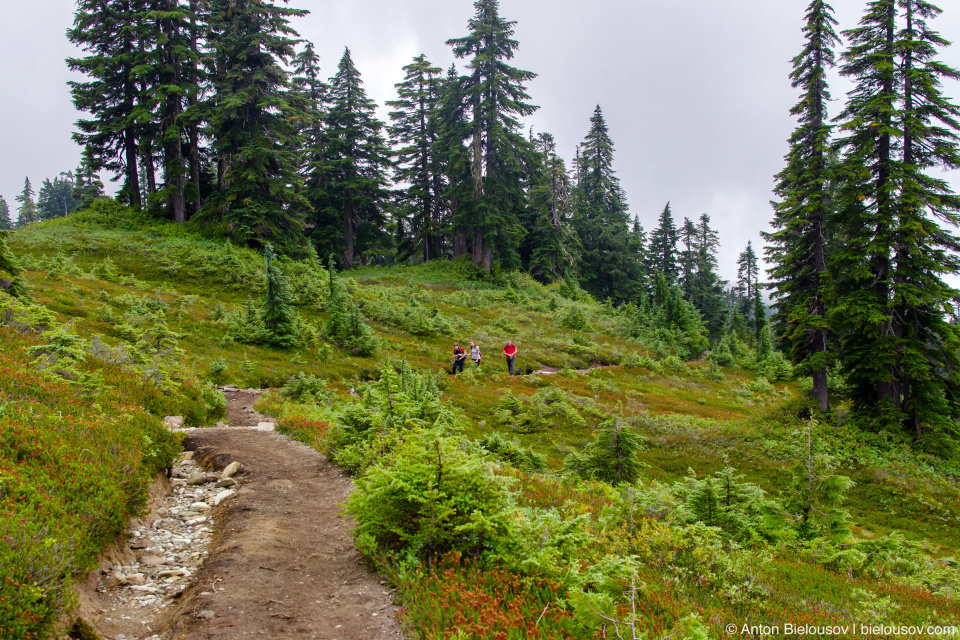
874,2,899,413
472,227,484,267
343,202,356,269
188,0,201,217
454,226,468,258
162,0,186,224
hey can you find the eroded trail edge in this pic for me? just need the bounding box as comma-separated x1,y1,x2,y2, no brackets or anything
165,426,405,640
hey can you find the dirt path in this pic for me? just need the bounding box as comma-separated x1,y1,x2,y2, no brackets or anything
162,396,406,640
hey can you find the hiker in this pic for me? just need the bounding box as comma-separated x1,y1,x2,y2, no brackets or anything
503,340,518,375
452,342,467,374
470,340,482,367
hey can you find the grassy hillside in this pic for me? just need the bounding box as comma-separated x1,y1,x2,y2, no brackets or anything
3,202,959,639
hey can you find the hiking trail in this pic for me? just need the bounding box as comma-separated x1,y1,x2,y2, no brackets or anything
72,389,406,640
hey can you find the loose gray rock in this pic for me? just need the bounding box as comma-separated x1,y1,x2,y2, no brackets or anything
186,472,207,486
215,478,237,489
197,610,215,619
221,461,241,479
211,489,236,506
163,416,184,429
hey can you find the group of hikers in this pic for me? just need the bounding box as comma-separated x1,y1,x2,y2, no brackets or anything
452,340,519,375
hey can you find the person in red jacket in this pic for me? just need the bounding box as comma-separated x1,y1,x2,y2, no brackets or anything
503,340,518,375
452,342,467,374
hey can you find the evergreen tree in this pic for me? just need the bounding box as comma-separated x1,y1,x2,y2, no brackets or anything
783,422,854,542
565,416,645,486
447,0,537,271
201,0,309,255
833,0,960,435
647,202,680,284
736,240,760,322
690,213,727,342
15,178,39,227
149,0,197,223
571,106,639,301
291,42,331,256
319,48,393,268
73,154,106,207
0,230,27,298
679,216,699,294
387,54,445,262
68,0,147,207
524,131,579,282
0,197,13,231
37,172,82,220
432,64,476,259
262,244,299,347
766,0,840,411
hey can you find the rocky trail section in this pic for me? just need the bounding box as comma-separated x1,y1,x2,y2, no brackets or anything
69,390,405,640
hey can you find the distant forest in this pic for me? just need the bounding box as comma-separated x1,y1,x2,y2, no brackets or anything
5,0,960,450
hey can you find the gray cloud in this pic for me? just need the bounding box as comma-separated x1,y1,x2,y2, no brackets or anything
2,0,958,282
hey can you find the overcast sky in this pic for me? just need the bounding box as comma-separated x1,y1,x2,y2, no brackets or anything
1,0,958,282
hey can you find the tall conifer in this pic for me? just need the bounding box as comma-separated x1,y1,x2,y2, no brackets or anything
834,0,960,435
767,0,840,410
572,106,638,300
524,131,579,282
319,48,392,268
15,178,39,227
388,55,445,262
447,0,537,270
202,0,309,255
0,198,12,231
647,202,680,284
68,0,146,207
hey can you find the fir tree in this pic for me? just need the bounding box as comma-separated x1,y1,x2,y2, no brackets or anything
202,0,309,255
319,48,393,268
290,42,331,256
261,244,299,348
783,421,854,542
693,214,727,342
0,197,12,231
15,178,39,227
431,65,476,259
388,54,445,262
571,106,639,301
565,416,645,485
0,230,27,298
767,0,840,411
678,216,699,294
149,0,197,223
833,0,960,435
447,0,537,271
68,0,146,207
736,240,760,323
37,173,81,220
647,202,680,284
524,131,579,282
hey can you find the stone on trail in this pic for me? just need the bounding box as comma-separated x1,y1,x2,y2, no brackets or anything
191,501,212,511
186,472,207,485
257,421,276,431
137,555,165,567
211,489,236,506
215,478,237,489
221,461,241,479
163,416,184,429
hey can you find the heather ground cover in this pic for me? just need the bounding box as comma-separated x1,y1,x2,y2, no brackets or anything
3,206,959,638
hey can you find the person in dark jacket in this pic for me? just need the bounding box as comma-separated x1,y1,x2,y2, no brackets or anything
452,343,467,374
